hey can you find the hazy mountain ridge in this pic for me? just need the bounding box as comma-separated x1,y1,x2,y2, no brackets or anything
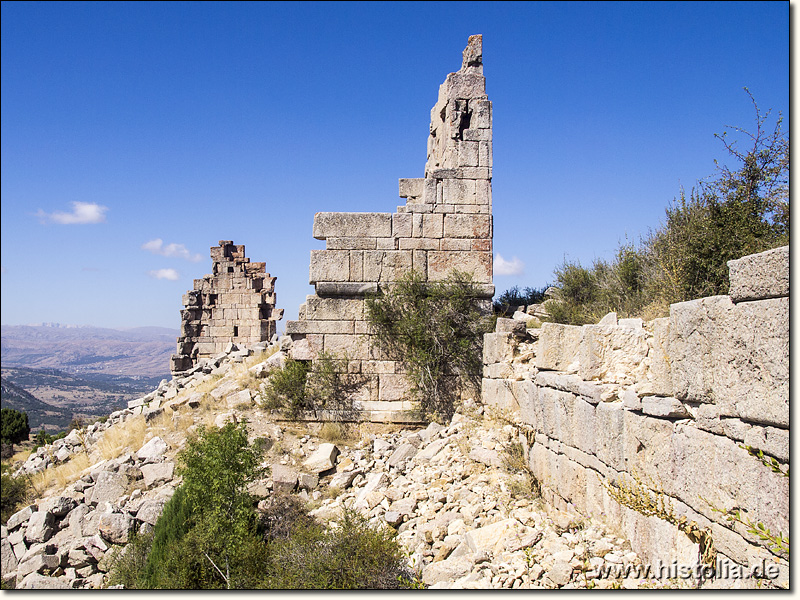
1,376,74,431
1,366,165,432
1,324,178,378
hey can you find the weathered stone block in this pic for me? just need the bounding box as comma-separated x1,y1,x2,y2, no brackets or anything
324,237,378,250
427,250,491,282
442,214,491,238
579,324,649,384
536,323,582,372
392,213,412,238
482,332,516,364
727,245,788,302
362,250,414,282
398,178,424,199
309,250,350,284
641,396,690,419
670,295,788,427
304,297,364,321
313,212,392,240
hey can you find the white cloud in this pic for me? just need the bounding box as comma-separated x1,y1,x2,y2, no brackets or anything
36,201,108,224
148,268,180,281
142,238,202,262
494,254,525,276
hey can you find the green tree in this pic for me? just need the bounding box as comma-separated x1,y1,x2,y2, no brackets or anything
141,421,267,589
1,408,30,447
365,270,493,423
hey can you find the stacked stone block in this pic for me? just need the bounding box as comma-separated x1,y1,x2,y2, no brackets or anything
170,241,283,375
480,246,789,584
286,36,494,422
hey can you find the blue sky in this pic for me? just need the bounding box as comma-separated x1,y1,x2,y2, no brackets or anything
1,1,789,330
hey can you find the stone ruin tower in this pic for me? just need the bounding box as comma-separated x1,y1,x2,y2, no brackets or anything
285,35,494,422
170,240,283,375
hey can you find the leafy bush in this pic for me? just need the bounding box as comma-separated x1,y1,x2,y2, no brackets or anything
115,421,268,589
1,463,30,522
366,270,493,423
263,508,414,589
493,285,549,316
108,431,415,589
543,94,788,325
263,352,363,421
1,408,30,447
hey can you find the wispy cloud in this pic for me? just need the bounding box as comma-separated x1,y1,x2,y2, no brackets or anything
148,268,180,281
142,238,202,262
494,254,525,276
36,201,108,224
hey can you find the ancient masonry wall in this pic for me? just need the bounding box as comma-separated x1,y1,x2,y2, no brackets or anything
481,246,789,582
170,240,283,374
285,35,494,422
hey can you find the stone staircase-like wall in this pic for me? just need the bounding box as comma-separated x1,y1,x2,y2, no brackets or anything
481,246,789,583
285,36,494,423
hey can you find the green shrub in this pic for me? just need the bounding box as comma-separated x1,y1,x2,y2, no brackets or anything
366,270,493,423
1,463,30,522
264,508,415,589
542,94,788,325
117,421,269,589
262,357,311,418
106,528,154,589
1,408,30,447
493,285,549,316
263,352,363,421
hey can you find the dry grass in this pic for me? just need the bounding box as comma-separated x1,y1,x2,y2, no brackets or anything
96,416,148,460
318,422,354,444
29,452,92,495
11,448,32,466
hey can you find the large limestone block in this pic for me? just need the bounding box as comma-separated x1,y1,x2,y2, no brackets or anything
309,250,350,284
302,443,339,473
464,518,523,554
313,212,392,240
98,513,132,544
579,324,649,384
594,402,625,471
482,332,516,364
23,511,54,544
427,250,492,283
534,371,613,405
671,424,788,542
304,297,364,321
727,245,789,302
140,462,174,488
536,323,582,372
91,471,128,504
443,214,491,239
622,410,675,486
481,378,519,414
670,296,788,427
642,317,672,396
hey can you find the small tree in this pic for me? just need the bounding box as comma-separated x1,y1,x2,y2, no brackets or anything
365,270,493,423
1,408,30,448
140,421,267,589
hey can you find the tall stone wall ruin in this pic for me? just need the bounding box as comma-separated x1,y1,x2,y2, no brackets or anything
285,35,494,422
481,246,789,585
171,240,283,375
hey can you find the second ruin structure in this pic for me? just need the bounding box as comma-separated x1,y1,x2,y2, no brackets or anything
171,240,283,374
285,35,494,422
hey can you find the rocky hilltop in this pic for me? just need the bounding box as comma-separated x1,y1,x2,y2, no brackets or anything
2,339,672,590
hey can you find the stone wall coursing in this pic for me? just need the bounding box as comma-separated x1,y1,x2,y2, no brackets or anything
481,246,789,580
285,36,494,423
170,241,283,375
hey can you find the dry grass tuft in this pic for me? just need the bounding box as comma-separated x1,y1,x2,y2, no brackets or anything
30,452,92,494
96,416,148,460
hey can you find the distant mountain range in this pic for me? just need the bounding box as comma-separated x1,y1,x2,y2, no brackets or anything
1,324,179,431
1,324,178,378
